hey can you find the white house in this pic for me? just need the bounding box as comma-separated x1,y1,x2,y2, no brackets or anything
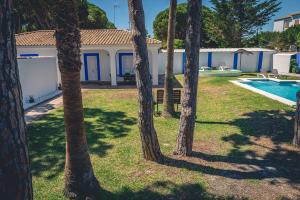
273,11,300,32
16,29,162,86
159,48,276,74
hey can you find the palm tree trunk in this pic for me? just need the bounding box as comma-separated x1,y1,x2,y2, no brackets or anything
0,0,32,199
128,0,163,163
175,0,201,156
162,0,177,117
54,0,100,198
293,91,300,147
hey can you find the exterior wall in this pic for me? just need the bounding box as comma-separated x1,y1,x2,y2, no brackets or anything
17,44,161,86
158,49,275,74
273,54,292,74
273,20,284,32
158,52,183,74
199,52,208,67
81,50,111,81
18,57,59,109
210,52,234,69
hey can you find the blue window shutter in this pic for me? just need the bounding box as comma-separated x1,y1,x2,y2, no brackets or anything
297,53,300,71
182,52,186,73
233,53,238,69
208,52,212,69
257,51,264,72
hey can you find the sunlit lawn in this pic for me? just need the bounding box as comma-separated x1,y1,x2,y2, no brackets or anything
28,75,300,200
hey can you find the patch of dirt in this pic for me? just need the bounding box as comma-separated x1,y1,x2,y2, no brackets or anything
167,140,300,200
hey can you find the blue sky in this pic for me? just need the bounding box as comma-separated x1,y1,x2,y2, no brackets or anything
90,0,300,36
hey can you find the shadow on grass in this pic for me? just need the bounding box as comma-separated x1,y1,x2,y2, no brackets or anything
28,108,136,179
99,181,243,200
160,110,300,184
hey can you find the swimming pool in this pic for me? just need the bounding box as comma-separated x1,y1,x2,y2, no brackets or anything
242,80,300,102
231,79,300,105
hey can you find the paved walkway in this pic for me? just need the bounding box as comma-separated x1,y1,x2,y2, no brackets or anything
25,95,63,124
282,73,300,77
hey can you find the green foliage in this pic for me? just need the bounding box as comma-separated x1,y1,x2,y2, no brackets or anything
14,0,115,33
290,58,298,73
281,25,300,51
174,39,185,49
246,31,284,49
246,25,300,51
153,4,224,48
210,0,281,47
81,2,116,29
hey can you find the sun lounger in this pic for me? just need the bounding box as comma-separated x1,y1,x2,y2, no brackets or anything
200,66,210,71
257,71,268,78
268,69,279,79
219,65,231,71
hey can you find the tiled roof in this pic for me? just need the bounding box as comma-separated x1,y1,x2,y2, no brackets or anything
274,11,300,21
16,29,161,46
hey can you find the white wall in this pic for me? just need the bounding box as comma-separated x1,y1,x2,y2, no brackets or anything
273,20,284,32
273,54,292,74
211,52,234,69
158,50,275,74
18,57,59,109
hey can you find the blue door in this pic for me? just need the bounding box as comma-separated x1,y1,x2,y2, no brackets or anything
83,53,100,81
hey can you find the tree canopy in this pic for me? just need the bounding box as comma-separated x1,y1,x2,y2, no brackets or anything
153,3,224,48
246,25,300,51
14,0,115,33
211,0,281,47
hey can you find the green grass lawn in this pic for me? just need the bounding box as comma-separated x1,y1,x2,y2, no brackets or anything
28,75,300,200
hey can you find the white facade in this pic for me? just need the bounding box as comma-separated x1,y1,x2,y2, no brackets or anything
18,57,60,109
17,44,160,86
273,53,297,74
273,12,300,32
158,48,276,74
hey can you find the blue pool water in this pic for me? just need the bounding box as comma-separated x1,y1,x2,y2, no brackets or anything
242,80,300,102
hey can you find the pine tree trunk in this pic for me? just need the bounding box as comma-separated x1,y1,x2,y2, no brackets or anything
128,0,163,163
175,0,201,156
54,0,100,199
0,0,33,199
162,0,177,118
293,91,300,147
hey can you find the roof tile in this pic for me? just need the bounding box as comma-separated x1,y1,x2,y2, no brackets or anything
16,29,161,46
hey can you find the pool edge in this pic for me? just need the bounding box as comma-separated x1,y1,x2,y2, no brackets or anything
230,79,296,106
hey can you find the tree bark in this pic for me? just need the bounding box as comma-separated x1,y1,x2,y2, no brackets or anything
293,91,300,147
54,0,100,199
0,0,33,199
162,0,177,118
175,0,201,156
128,0,163,163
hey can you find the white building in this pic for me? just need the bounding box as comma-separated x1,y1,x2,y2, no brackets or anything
16,29,161,87
159,48,276,74
273,11,300,32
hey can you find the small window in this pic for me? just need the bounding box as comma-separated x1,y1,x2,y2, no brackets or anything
295,19,299,25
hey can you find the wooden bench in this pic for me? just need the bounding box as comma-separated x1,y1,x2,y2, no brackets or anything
154,89,181,114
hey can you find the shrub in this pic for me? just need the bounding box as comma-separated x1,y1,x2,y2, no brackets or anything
290,58,298,73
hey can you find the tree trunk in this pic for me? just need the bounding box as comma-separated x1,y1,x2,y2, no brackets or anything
54,0,100,199
293,91,300,147
128,0,163,163
162,0,177,117
175,0,201,156
0,0,33,199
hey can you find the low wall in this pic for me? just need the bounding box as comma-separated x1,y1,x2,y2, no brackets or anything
18,56,59,109
158,49,275,75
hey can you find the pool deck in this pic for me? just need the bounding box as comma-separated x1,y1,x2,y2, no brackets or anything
230,78,296,106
